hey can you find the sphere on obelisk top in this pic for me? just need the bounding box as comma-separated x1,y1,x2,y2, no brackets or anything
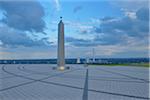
57,16,65,70
60,16,62,20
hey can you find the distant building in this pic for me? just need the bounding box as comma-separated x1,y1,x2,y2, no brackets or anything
77,58,81,64
86,58,89,63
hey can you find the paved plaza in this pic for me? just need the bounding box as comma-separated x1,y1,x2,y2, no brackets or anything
0,64,149,100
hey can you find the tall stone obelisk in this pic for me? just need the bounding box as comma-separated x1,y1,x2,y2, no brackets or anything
57,17,65,70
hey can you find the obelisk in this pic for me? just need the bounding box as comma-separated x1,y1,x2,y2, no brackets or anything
57,17,65,70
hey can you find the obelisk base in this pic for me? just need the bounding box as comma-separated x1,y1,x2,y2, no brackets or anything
58,66,65,71
52,66,70,71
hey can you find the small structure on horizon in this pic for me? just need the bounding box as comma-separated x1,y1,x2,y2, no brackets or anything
86,57,89,64
92,48,95,63
77,57,81,64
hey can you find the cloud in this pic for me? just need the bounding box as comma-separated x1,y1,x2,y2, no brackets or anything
66,34,131,47
0,25,50,47
94,7,148,43
124,11,136,19
136,7,149,21
66,37,95,47
53,0,60,11
65,20,93,34
110,0,149,11
66,7,149,47
65,41,149,58
0,45,57,59
0,0,46,33
73,6,82,13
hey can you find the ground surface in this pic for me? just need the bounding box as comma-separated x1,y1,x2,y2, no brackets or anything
0,64,149,100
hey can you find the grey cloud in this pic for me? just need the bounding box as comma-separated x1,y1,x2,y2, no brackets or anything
68,7,149,47
94,34,126,45
101,17,133,33
73,6,82,13
136,7,149,21
66,33,128,47
94,7,149,41
111,0,149,11
0,25,49,47
0,1,46,33
94,26,102,33
66,37,95,47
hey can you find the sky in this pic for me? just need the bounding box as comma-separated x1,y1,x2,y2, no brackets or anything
0,0,149,59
